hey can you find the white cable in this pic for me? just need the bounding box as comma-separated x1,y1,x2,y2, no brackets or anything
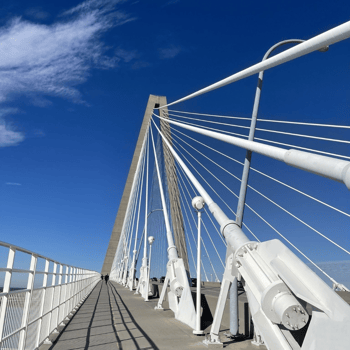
168,109,350,129
159,21,350,108
153,112,249,139
172,127,350,217
167,111,350,145
200,218,225,269
254,136,350,160
133,142,147,253
167,112,251,130
178,177,198,273
125,159,144,270
178,175,209,281
172,132,243,183
159,112,350,161
177,168,220,281
172,137,239,200
250,167,350,218
177,150,261,267
177,160,227,247
176,155,226,269
247,185,350,256
244,202,339,284
203,207,227,246
242,223,261,242
173,129,350,256
168,109,252,121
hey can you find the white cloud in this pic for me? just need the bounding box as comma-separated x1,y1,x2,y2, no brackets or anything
0,0,135,148
0,118,24,147
158,45,181,59
115,48,137,63
5,182,22,186
25,8,50,20
0,0,134,104
0,109,24,147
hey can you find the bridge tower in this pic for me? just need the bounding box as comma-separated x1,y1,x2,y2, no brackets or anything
101,95,190,275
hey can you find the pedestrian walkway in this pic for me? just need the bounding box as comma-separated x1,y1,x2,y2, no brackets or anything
50,281,263,349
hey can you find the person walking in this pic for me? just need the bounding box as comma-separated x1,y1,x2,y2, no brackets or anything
101,274,104,281
104,274,109,284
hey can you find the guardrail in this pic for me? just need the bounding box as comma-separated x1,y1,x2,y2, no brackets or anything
0,241,99,350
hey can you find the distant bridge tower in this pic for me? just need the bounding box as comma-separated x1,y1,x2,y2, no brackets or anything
101,95,190,275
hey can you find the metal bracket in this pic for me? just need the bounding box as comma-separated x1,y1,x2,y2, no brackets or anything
155,274,169,310
203,333,223,348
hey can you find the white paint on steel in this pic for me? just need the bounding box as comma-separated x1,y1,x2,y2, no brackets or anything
150,126,178,261
0,241,99,349
159,20,350,108
156,115,350,190
192,197,205,335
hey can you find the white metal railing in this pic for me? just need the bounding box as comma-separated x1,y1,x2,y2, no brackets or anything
0,241,100,350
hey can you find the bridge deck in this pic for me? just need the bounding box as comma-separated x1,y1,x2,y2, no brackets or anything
49,281,263,350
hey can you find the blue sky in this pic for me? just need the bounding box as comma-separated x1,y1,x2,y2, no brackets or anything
1,0,349,283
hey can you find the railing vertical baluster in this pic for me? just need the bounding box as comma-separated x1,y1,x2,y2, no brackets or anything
19,254,37,350
47,262,57,336
0,247,16,342
56,265,63,325
35,259,49,348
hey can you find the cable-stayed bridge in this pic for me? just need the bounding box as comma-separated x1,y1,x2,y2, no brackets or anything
1,20,350,350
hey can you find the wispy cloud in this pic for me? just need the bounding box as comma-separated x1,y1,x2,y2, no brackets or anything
25,7,50,20
0,109,24,147
0,0,135,147
158,45,181,59
115,48,138,63
0,1,134,104
5,182,22,186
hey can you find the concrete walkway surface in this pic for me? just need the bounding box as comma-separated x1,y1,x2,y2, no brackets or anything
50,281,264,350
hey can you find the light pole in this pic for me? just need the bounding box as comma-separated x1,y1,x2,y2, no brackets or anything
232,38,328,341
236,39,328,227
130,209,162,291
192,196,205,336
145,236,155,302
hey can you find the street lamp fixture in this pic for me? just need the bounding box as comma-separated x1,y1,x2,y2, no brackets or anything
192,196,205,336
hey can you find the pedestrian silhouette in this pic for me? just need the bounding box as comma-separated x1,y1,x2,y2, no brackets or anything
105,274,109,284
101,274,104,280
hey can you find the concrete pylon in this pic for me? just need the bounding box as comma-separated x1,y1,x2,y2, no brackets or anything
102,95,157,274
157,97,190,275
102,95,189,275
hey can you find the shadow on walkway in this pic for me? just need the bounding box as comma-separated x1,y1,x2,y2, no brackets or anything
50,281,158,350
108,282,158,350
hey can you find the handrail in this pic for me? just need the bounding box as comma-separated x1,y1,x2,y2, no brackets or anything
0,240,96,272
0,241,99,350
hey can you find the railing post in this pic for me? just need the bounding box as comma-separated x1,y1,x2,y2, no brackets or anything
0,247,16,342
35,258,49,348
47,262,57,335
63,266,69,318
56,265,63,325
19,253,37,350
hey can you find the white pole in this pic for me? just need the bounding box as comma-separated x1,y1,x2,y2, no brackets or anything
150,126,178,261
145,236,155,302
152,118,250,254
192,196,205,335
142,133,150,268
159,20,350,108
156,115,350,190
